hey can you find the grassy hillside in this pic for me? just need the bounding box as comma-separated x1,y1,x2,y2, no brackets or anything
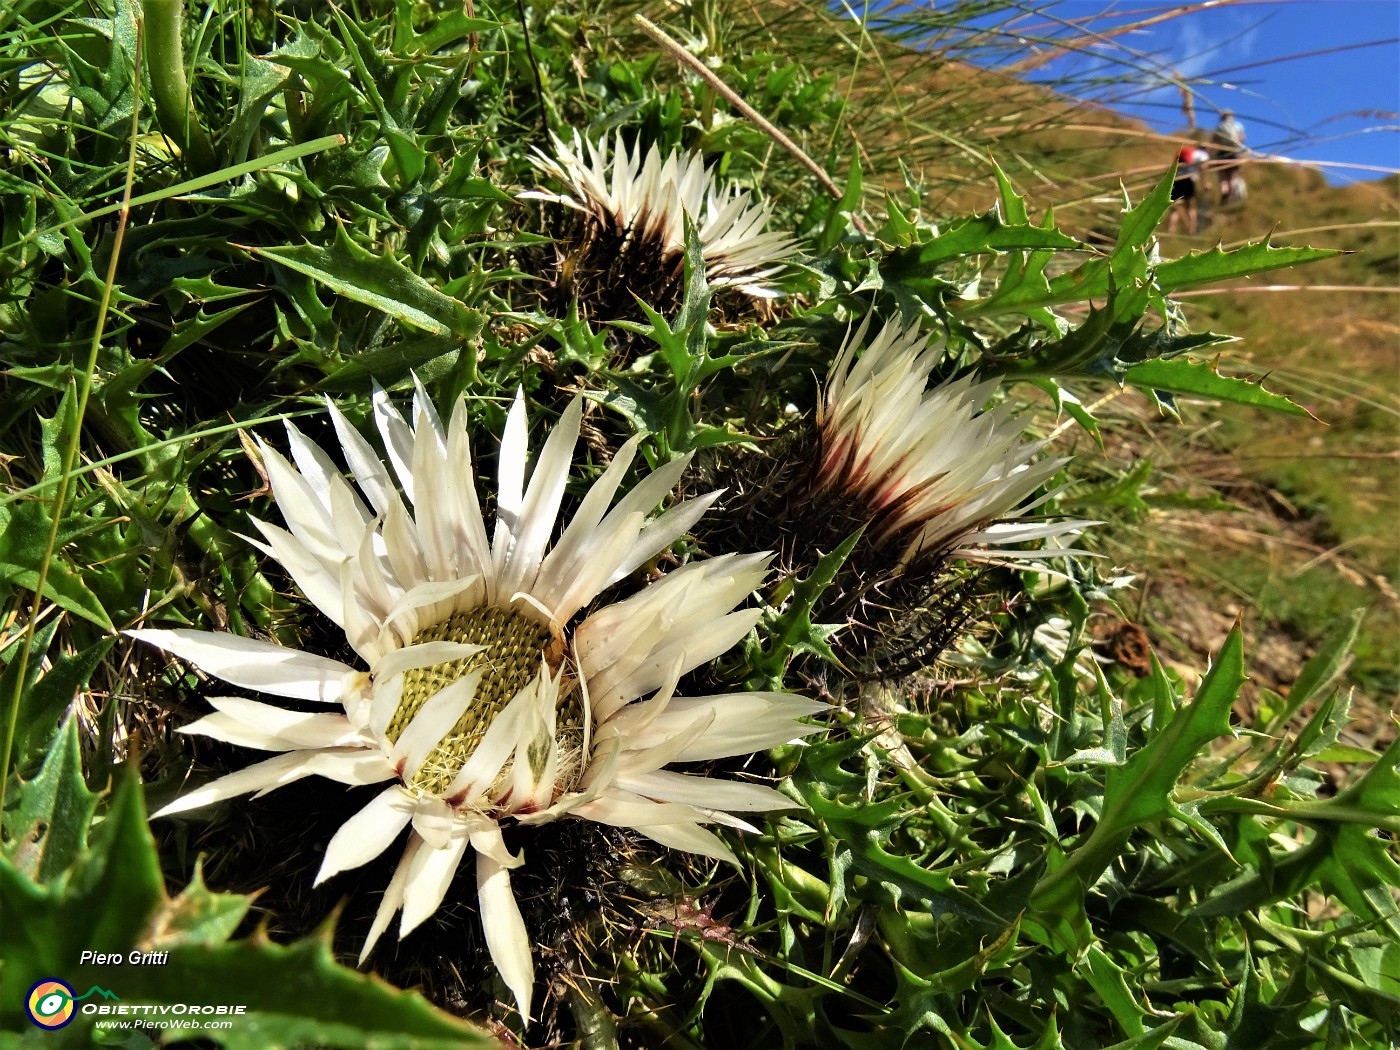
771,3,1400,716
796,0,1400,721
998,121,1399,717
1148,168,1398,702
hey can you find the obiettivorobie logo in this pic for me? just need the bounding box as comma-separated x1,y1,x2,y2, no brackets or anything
23,977,248,1032
25,979,119,1030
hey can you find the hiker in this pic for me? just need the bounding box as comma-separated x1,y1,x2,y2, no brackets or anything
1168,142,1207,233
1213,110,1247,205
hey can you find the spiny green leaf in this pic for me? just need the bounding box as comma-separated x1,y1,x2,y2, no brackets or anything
146,861,251,949
1046,237,1338,307
0,618,59,773
984,304,1229,380
162,299,257,360
1305,950,1400,1033
1103,625,1244,829
0,771,494,1045
884,911,1020,996
2,718,97,883
1193,738,1400,937
0,502,115,630
676,218,713,362
1029,627,1245,947
1112,166,1176,266
1126,358,1313,418
1083,945,1148,1038
403,8,504,54
330,7,425,186
993,160,1029,226
269,29,359,123
223,55,291,166
1099,1018,1186,1050
320,334,463,392
978,203,1065,334
876,190,919,246
1026,378,1102,446
1262,608,1364,733
1317,737,1400,936
1023,842,1093,951
794,740,1001,929
1029,1015,1067,1050
1156,243,1341,294
1026,169,1172,313
1308,742,1380,764
142,935,496,1050
899,210,1079,269
970,185,1332,321
816,151,863,254
746,529,862,689
39,382,78,482
13,634,115,771
246,226,483,338
30,134,347,240
71,763,168,955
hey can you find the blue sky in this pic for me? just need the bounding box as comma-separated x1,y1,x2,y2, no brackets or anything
955,1,1400,183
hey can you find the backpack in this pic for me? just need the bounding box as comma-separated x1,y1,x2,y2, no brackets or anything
1214,119,1244,150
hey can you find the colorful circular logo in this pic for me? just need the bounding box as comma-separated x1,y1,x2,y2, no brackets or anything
26,979,76,1030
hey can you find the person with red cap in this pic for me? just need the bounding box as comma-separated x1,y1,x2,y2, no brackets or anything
1168,141,1209,233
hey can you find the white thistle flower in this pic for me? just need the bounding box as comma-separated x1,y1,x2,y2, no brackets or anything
521,130,798,298
817,319,1097,564
130,382,824,1021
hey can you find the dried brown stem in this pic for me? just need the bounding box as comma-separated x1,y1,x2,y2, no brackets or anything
633,13,869,233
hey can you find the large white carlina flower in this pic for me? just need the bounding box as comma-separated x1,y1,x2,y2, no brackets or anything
817,319,1096,564
130,382,824,1021
521,130,798,298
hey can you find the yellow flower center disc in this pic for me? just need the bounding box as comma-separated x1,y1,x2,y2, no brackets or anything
388,607,581,797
